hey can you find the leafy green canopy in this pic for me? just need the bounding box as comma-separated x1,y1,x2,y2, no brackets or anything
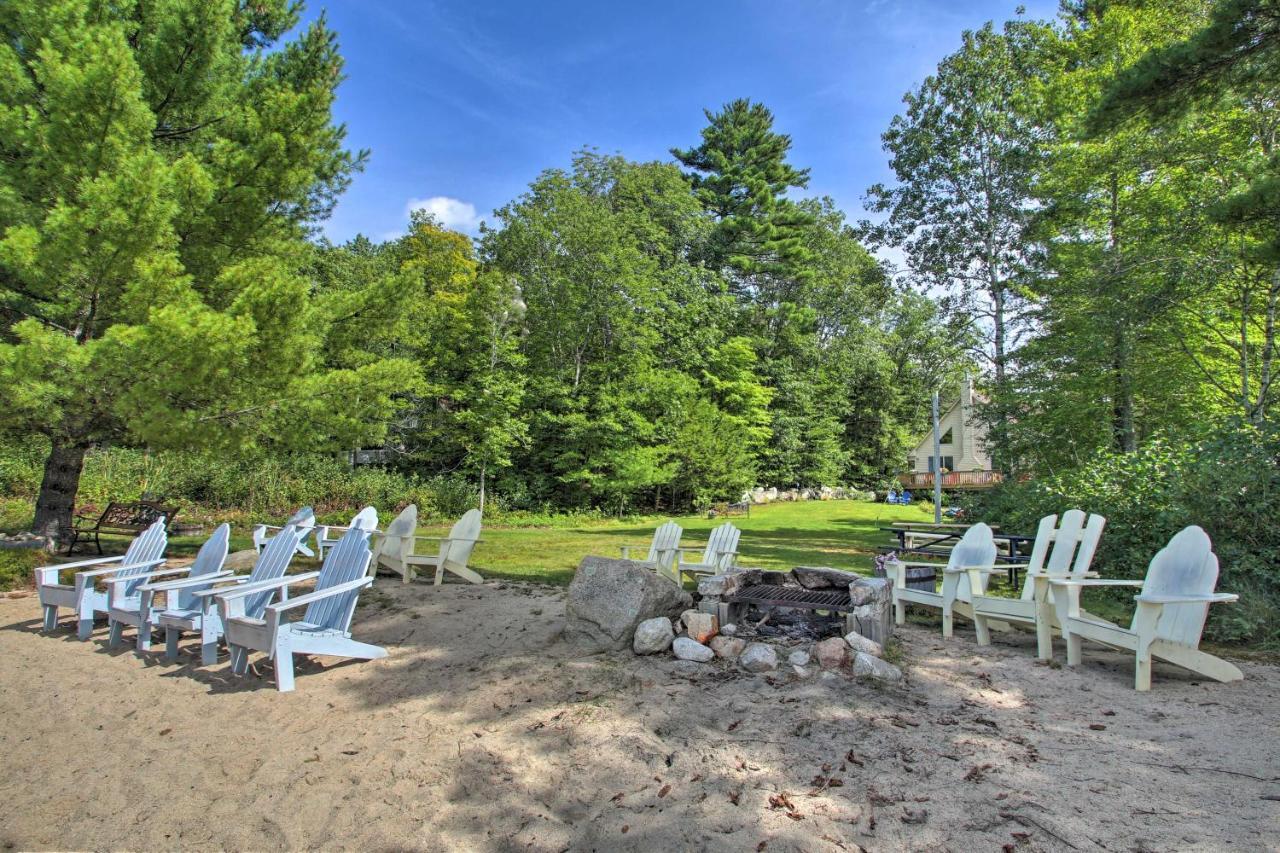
0,1,415,534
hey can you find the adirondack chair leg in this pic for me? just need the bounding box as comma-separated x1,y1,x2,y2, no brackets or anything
42,605,58,633
77,610,94,641
136,620,152,653
230,645,250,675
434,563,444,586
201,641,219,666
165,628,181,662
973,614,992,646
941,604,954,638
274,640,295,692
108,619,124,648
1131,601,1162,692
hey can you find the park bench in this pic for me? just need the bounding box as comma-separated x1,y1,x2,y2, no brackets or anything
65,500,179,555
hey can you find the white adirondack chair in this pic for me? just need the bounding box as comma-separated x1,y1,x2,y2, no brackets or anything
35,518,169,640
1050,525,1242,691
222,520,385,692
150,520,311,665
386,507,484,585
884,522,999,637
106,523,232,652
313,505,380,561
674,523,741,584
252,505,315,557
968,510,1107,659
620,521,683,585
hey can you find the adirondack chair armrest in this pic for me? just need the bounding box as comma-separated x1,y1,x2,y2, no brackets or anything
36,554,125,575
1134,592,1239,605
209,571,321,601
264,577,374,616
887,559,948,568
1049,578,1145,588
105,564,191,583
104,565,191,598
76,558,167,580
1028,570,1101,579
138,570,236,593
944,564,1010,574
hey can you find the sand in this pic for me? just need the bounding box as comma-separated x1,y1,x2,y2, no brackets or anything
0,579,1277,852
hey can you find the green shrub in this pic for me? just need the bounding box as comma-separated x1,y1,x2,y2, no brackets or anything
966,421,1280,646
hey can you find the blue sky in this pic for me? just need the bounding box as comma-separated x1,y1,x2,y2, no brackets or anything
304,0,1061,243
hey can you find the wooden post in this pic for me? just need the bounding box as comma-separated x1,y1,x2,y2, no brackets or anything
931,390,943,524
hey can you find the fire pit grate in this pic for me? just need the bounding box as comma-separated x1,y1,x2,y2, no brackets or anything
724,584,853,612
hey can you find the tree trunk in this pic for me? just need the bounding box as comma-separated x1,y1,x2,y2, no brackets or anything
32,443,88,543
1112,329,1137,453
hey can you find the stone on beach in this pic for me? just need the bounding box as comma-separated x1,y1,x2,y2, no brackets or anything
632,617,675,654
738,642,779,673
673,637,714,662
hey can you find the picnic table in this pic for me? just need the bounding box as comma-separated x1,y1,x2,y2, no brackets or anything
879,524,1034,587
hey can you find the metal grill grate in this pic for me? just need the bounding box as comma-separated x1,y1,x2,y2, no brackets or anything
724,584,853,612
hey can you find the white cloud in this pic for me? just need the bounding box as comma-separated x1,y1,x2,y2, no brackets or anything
405,196,484,235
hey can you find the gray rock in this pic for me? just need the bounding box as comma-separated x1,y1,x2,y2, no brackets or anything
683,612,718,643
787,649,811,667
792,566,859,590
223,549,260,571
792,665,812,679
673,636,715,662
710,636,746,660
853,651,903,682
721,623,738,636
632,617,675,654
846,578,893,646
814,636,850,669
563,556,693,653
844,630,884,658
738,642,779,673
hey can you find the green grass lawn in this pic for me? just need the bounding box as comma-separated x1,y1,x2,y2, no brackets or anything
450,499,937,585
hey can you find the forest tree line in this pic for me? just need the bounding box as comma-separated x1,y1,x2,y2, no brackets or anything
1,0,1277,537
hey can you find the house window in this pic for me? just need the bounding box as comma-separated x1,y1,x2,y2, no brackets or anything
927,455,954,473
940,427,953,445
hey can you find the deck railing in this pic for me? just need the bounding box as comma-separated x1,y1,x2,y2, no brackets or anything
897,470,1004,490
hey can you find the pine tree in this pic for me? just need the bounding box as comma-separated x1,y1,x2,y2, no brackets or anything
672,99,814,290
0,1,415,540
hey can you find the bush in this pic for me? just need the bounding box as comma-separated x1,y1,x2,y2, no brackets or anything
966,421,1280,646
0,439,487,526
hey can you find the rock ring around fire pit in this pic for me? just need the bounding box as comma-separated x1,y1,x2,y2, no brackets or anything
564,557,901,681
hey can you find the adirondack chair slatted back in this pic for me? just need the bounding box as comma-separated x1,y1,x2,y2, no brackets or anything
1138,526,1219,647
648,522,682,564
377,504,418,563
703,523,740,571
114,519,170,597
304,524,375,629
946,523,998,598
287,506,315,527
346,506,378,531
242,523,310,618
174,524,231,611
442,509,483,571
1019,510,1107,601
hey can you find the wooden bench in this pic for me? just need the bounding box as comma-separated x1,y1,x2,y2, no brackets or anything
65,500,179,555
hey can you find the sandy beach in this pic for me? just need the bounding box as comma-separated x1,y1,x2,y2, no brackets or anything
1,579,1277,852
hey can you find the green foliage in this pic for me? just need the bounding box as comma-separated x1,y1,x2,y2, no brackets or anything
968,421,1280,645
0,0,414,536
671,98,813,283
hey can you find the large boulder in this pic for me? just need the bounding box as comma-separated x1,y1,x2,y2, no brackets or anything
844,630,884,658
710,636,746,660
564,557,693,653
223,549,260,571
813,636,850,669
